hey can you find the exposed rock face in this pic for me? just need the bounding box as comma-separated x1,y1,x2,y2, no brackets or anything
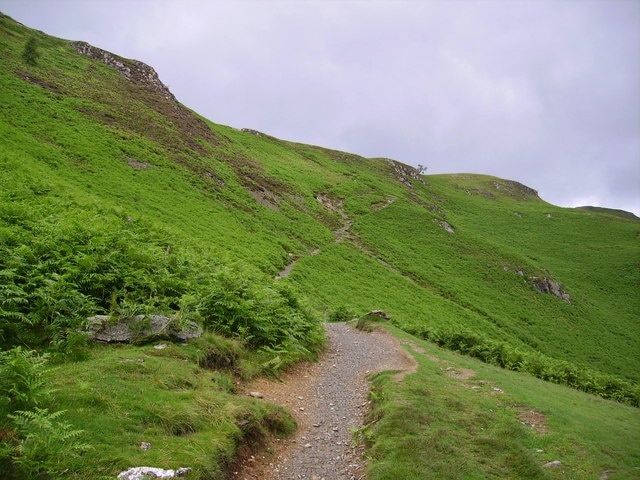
440,221,455,233
492,180,539,199
85,315,202,343
240,128,266,136
364,310,392,320
532,277,571,303
504,267,571,303
315,193,344,213
72,41,175,101
71,40,217,154
250,188,280,211
171,320,204,341
386,159,426,188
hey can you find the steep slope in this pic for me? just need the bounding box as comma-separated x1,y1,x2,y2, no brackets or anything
1,13,639,479
1,14,343,274
1,10,638,394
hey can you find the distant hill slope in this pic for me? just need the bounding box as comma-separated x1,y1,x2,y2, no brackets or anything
1,10,638,394
575,205,639,220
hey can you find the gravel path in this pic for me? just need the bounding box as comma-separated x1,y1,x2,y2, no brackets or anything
233,322,415,480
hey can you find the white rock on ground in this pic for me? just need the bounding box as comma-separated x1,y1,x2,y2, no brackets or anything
117,466,191,479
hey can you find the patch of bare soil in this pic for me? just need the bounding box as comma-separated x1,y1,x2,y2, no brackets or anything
445,366,476,380
232,322,415,480
516,407,549,434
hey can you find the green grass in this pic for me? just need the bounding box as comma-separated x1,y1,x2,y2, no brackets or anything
347,177,639,383
1,12,639,479
364,323,640,479
44,334,297,480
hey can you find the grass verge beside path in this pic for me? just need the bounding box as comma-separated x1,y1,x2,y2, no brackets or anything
363,322,640,480
2,335,297,480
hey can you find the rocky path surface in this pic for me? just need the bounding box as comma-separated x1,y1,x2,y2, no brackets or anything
233,322,415,480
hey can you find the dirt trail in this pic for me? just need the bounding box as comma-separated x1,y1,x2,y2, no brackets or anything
233,322,415,480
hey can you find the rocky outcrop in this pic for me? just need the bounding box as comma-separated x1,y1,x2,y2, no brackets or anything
85,315,202,343
72,41,175,101
504,267,571,303
386,159,426,188
439,221,455,233
363,310,391,320
240,128,266,136
492,180,539,199
71,40,217,155
532,277,571,303
250,187,280,211
316,193,344,213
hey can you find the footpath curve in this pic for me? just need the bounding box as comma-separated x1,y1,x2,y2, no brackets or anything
233,322,415,480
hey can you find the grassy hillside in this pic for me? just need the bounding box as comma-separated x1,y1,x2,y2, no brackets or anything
290,174,639,389
362,321,640,480
1,13,638,479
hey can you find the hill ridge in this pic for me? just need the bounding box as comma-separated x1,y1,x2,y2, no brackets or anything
71,40,176,101
575,205,639,220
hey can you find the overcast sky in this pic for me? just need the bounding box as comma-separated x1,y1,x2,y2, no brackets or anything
2,0,639,215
